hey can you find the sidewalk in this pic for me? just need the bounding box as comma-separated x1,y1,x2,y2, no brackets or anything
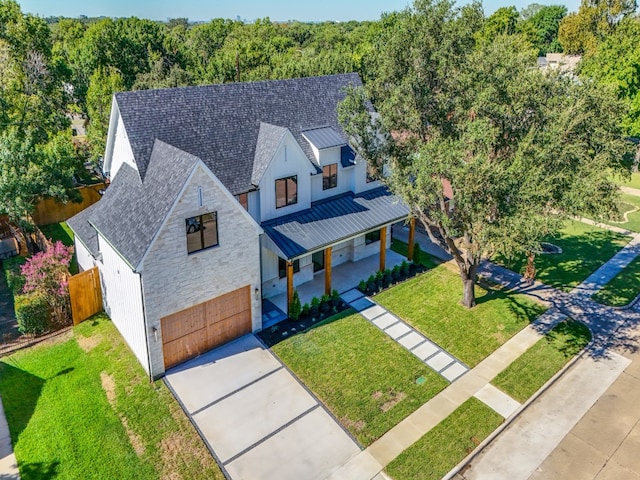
329,227,640,480
0,397,19,479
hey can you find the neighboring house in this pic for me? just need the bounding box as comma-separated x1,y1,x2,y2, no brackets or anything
537,53,581,73
68,73,410,379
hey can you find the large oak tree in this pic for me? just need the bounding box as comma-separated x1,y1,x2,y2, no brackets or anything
339,0,631,308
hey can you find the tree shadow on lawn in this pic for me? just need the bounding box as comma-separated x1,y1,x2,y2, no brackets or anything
0,362,45,444
13,461,59,480
499,228,629,291
475,282,546,324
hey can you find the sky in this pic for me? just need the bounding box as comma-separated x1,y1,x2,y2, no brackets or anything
16,0,580,22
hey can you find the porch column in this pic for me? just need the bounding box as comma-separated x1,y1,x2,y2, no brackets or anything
324,246,332,295
286,260,294,316
407,218,416,261
379,226,387,272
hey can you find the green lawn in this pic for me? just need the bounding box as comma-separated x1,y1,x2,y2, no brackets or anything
385,398,503,480
374,265,546,367
607,194,640,232
592,255,640,306
496,221,630,291
391,238,439,268
271,310,448,446
492,320,591,403
0,315,223,480
617,172,640,189
38,222,74,247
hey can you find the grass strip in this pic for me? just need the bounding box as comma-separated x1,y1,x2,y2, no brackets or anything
385,398,503,480
272,311,448,446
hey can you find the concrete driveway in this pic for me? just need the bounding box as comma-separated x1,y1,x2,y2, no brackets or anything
164,335,360,480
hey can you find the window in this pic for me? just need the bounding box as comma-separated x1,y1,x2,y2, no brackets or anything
275,175,297,208
366,164,378,183
235,192,248,211
365,230,381,245
278,257,300,278
322,163,338,190
186,211,219,253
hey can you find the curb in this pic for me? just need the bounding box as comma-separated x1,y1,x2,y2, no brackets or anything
443,331,593,480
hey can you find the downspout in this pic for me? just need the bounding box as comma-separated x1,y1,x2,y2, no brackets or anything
139,272,154,382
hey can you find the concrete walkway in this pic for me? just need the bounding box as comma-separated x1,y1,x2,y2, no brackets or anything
571,232,640,300
621,185,640,197
341,288,469,382
0,397,19,479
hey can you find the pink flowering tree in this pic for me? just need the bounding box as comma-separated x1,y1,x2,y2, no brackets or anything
20,241,74,327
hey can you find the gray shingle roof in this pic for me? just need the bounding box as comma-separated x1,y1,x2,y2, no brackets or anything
68,140,199,269
251,123,289,185
261,187,409,260
301,126,346,150
114,73,364,196
66,201,100,256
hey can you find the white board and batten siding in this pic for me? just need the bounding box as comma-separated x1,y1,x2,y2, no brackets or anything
74,238,95,272
258,133,315,223
104,108,137,180
96,234,149,374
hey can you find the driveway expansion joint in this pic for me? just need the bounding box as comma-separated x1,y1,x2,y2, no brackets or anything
222,404,321,466
190,366,284,416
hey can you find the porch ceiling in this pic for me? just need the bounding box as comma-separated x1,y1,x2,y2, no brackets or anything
261,186,409,260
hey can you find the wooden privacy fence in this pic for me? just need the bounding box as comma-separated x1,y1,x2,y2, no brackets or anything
32,183,105,226
68,266,102,325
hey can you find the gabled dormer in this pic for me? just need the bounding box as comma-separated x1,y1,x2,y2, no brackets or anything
253,123,316,222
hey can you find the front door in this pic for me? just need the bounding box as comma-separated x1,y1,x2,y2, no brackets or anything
312,250,325,273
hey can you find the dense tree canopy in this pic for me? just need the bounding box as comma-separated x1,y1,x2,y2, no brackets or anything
0,0,82,224
339,0,631,307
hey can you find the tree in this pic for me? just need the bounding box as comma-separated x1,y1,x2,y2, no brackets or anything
0,128,82,221
558,0,636,54
339,0,631,308
519,4,567,55
477,6,519,45
86,66,124,161
580,17,640,171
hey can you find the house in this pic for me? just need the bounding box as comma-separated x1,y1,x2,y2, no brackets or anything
68,73,411,379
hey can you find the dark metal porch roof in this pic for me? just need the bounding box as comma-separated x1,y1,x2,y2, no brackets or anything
261,187,409,260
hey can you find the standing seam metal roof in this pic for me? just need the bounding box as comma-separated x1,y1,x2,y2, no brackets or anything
261,187,409,259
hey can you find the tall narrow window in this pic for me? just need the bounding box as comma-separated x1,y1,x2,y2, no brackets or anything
186,211,219,253
197,186,204,207
275,175,297,208
322,163,338,190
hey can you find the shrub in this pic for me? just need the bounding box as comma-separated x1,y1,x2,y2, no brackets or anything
383,269,393,286
21,241,74,326
15,294,50,335
358,279,367,292
392,264,401,281
310,296,321,317
330,289,341,307
366,276,376,294
289,290,302,321
401,260,410,276
3,256,26,294
413,242,422,264
301,303,310,317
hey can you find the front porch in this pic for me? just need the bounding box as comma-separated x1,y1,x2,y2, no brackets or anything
263,247,407,327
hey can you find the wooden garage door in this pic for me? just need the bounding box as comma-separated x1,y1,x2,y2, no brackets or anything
161,286,252,369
